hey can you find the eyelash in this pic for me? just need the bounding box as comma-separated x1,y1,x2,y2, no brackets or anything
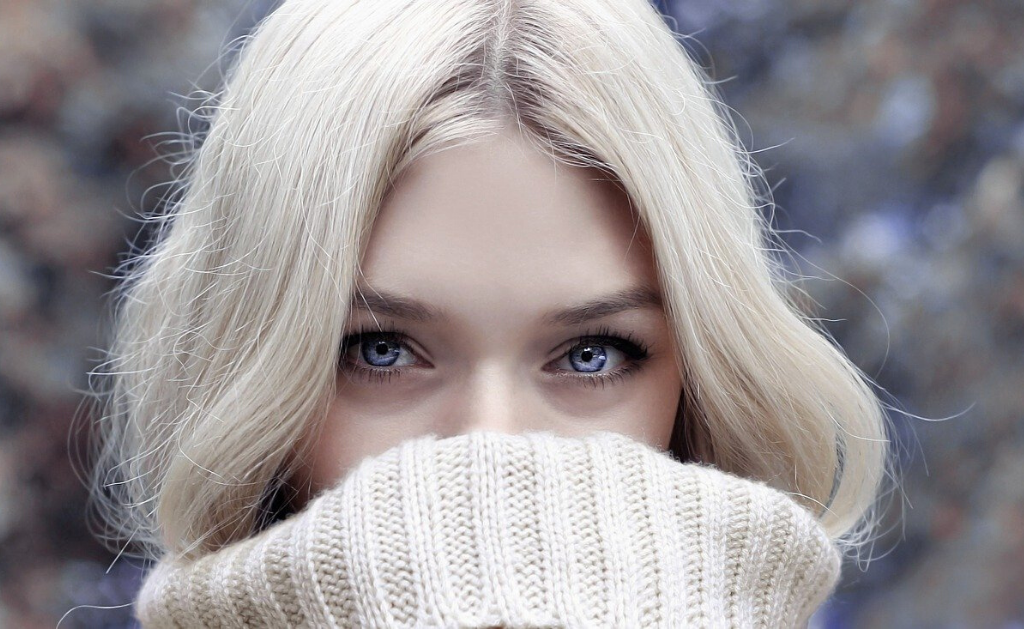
337,323,650,389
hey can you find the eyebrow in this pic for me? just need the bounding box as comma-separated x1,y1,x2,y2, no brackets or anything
350,285,663,326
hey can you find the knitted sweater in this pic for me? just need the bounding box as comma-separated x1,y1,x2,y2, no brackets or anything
135,430,842,628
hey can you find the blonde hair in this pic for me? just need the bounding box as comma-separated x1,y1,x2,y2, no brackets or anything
85,0,895,565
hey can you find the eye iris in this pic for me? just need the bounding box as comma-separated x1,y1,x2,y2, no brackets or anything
571,345,607,373
362,337,401,366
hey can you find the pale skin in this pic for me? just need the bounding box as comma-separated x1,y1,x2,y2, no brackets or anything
304,124,684,493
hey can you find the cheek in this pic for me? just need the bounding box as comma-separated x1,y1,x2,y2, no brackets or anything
617,356,683,451
304,403,350,491
307,391,435,490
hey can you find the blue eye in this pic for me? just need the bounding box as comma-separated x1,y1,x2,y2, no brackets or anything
565,344,616,372
547,329,649,389
339,329,418,375
361,337,402,367
338,324,650,389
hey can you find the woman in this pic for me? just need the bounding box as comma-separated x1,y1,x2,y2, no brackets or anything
86,0,894,625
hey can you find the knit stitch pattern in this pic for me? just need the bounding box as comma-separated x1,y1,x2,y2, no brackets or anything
135,430,843,628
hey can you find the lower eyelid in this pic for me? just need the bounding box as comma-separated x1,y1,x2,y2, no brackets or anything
547,357,646,386
344,363,643,389
343,364,405,385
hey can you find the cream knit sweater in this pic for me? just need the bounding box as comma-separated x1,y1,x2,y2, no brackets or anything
135,430,842,628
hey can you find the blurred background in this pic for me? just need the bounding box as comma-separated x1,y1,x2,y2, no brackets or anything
0,0,1020,626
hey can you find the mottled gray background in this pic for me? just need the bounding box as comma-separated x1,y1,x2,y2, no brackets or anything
1,0,1020,627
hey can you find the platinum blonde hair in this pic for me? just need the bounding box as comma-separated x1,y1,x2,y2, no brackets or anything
85,0,895,564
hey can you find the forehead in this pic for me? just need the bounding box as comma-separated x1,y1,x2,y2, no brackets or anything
358,126,659,319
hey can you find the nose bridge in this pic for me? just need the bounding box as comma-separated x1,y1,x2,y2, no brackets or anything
452,360,524,437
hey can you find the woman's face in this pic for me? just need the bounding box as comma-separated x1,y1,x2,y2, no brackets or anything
307,125,683,490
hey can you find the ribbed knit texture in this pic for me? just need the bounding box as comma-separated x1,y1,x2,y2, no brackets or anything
135,430,843,628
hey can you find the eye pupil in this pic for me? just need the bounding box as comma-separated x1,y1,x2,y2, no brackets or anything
374,342,389,356
580,349,593,362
